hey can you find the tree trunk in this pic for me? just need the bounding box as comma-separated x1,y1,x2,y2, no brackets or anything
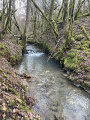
49,0,55,21
22,0,31,51
63,0,69,40
69,0,76,36
63,0,69,24
24,0,31,39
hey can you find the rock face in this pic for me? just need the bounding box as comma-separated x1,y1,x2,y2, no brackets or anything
29,17,90,91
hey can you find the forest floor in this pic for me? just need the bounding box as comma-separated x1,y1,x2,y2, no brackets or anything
28,16,90,92
0,35,41,119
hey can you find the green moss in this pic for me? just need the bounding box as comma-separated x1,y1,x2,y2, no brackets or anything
85,67,90,72
23,117,29,120
80,65,84,70
82,41,90,45
35,41,48,52
83,75,90,80
64,56,79,71
76,69,82,73
20,82,27,92
68,56,78,64
0,42,22,65
53,51,60,58
61,48,80,71
81,46,88,50
81,26,90,41
82,43,89,48
77,41,81,45
19,44,23,51
24,106,30,112
21,100,26,106
85,52,90,57
75,34,84,41
52,20,58,35
9,88,20,96
19,104,30,112
0,43,5,49
67,52,76,58
0,43,7,56
2,73,7,78
78,56,85,61
8,99,16,107
10,56,16,64
69,49,79,53
65,63,78,70
0,68,3,72
7,119,13,120
6,70,11,74
81,39,84,44
69,75,79,81
74,45,81,49
71,37,75,43
83,81,88,86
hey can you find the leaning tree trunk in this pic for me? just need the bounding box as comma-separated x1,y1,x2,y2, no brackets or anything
31,0,58,37
74,0,86,19
56,2,63,21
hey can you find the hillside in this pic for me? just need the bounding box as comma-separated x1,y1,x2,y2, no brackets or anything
0,35,41,119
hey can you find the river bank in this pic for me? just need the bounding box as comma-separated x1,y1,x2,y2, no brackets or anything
27,16,90,92
0,35,41,119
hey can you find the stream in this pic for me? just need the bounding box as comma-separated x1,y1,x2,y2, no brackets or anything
15,44,90,120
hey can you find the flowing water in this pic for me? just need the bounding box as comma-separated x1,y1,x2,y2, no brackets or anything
16,44,90,120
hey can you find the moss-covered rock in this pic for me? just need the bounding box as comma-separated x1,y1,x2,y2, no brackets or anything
65,63,78,71
66,51,76,58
